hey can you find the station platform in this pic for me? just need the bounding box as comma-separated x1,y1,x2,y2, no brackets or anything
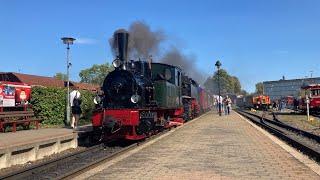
0,128,77,169
80,111,320,179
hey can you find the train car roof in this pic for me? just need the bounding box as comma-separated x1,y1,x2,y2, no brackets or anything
301,84,320,89
151,62,182,71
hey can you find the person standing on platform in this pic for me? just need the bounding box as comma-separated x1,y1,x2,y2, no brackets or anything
217,95,223,115
224,96,232,115
227,96,232,115
70,87,82,129
223,97,228,115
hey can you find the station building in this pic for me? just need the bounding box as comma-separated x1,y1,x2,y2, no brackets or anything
263,77,320,100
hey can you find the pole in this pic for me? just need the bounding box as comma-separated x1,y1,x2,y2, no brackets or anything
218,68,221,116
66,44,71,125
306,96,310,121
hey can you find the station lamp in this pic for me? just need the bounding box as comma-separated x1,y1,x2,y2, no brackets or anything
215,60,222,116
61,37,76,126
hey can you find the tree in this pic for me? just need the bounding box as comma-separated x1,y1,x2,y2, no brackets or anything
54,72,67,81
79,63,114,85
255,82,264,94
231,76,241,94
204,69,243,95
240,89,249,96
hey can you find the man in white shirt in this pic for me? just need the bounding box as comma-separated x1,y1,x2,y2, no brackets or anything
216,95,223,115
70,87,81,129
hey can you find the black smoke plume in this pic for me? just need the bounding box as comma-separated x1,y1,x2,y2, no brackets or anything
128,21,165,59
109,21,206,83
110,21,165,59
161,47,206,83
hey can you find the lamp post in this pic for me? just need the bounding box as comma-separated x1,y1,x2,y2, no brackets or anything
61,37,76,126
215,60,222,116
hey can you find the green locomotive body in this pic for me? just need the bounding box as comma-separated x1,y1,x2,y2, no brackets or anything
151,63,182,109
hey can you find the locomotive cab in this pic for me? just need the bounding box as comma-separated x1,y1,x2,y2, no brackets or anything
151,63,182,108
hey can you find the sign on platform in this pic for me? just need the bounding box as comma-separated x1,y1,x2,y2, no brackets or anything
0,85,15,107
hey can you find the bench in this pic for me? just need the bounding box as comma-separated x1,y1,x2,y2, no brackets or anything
0,111,42,132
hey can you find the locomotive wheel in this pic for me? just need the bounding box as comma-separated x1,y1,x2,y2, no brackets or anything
136,118,153,135
101,115,122,136
89,126,103,144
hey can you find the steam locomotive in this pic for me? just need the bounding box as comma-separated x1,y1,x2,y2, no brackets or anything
92,29,213,141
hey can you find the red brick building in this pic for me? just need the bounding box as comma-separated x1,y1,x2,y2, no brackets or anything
0,72,99,91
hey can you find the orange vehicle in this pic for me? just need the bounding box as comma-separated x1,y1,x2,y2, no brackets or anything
243,95,271,109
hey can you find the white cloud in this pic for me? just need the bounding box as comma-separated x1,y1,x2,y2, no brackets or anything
75,38,98,45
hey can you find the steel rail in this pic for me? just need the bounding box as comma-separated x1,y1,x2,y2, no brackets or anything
244,110,320,143
236,109,320,162
0,128,171,180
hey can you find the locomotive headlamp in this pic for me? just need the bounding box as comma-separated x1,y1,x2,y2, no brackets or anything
112,58,122,68
130,94,141,104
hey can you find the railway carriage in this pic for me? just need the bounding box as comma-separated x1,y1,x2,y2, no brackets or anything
199,88,212,113
299,84,320,112
181,75,201,120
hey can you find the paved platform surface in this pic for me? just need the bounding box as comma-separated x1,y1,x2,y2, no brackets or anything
0,128,74,149
84,111,319,179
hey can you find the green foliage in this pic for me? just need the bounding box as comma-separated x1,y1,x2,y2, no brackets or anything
31,87,95,126
79,90,95,119
255,82,264,95
79,63,114,85
204,69,243,95
54,72,68,81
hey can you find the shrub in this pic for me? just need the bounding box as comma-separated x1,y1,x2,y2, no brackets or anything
31,87,95,126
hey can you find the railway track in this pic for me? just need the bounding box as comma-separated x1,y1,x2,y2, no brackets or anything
236,109,320,162
0,129,170,180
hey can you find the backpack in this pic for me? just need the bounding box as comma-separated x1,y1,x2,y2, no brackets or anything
73,92,82,107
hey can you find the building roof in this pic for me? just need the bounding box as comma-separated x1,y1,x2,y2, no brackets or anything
0,72,99,91
263,77,320,84
72,82,100,91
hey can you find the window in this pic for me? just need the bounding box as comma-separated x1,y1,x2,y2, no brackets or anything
311,89,320,96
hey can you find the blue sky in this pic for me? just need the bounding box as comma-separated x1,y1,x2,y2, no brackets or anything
1,0,320,92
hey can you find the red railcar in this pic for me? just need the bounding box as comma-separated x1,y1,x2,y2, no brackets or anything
0,81,31,111
199,88,212,113
299,84,320,112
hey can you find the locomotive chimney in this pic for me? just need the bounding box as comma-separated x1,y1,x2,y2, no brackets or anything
114,29,129,62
